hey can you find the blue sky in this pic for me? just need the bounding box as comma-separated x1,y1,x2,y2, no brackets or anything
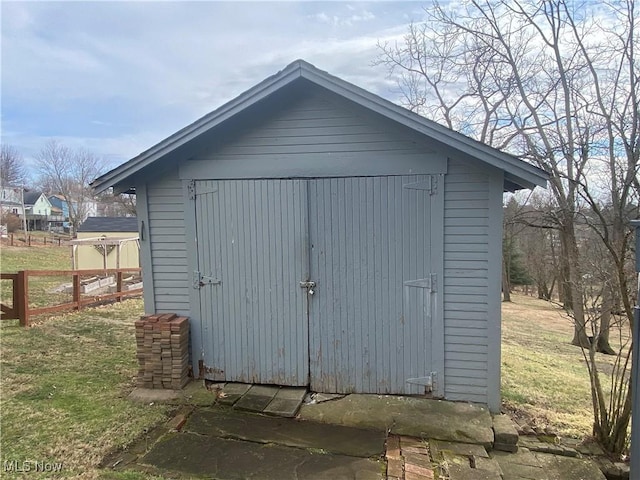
1,1,426,178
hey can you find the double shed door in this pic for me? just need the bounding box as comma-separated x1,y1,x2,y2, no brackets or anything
194,176,442,395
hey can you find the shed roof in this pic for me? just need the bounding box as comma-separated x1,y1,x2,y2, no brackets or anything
92,60,548,193
77,216,138,233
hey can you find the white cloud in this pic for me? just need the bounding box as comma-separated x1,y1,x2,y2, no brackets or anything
307,4,376,28
1,1,421,179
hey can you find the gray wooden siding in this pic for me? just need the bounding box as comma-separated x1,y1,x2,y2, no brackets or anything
179,88,446,180
443,159,500,405
145,169,190,314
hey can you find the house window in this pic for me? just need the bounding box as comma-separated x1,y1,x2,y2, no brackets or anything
12,208,18,214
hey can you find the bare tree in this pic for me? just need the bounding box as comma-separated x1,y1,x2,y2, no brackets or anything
0,144,27,186
502,196,530,302
35,140,106,233
97,190,137,217
376,0,638,457
517,193,561,301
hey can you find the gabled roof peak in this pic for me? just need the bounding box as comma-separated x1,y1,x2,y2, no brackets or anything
92,59,547,193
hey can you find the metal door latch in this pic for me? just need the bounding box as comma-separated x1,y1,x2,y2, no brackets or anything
194,271,222,289
299,281,316,295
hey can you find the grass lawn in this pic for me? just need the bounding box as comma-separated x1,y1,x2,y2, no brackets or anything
1,245,70,271
0,299,173,479
1,245,172,478
501,293,629,439
1,245,73,311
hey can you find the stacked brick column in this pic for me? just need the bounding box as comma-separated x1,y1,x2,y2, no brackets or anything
135,313,190,389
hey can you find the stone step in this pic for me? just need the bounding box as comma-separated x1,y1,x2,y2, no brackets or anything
183,407,386,458
141,432,383,479
220,383,308,418
492,414,519,452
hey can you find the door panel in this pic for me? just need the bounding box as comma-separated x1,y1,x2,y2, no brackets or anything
195,179,309,385
308,176,434,394
194,175,437,393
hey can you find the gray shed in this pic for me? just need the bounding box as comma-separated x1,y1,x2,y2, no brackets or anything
93,60,547,411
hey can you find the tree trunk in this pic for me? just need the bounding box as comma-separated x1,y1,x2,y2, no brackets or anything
561,222,589,347
548,277,556,302
537,281,550,300
559,253,573,310
502,258,512,302
596,287,616,355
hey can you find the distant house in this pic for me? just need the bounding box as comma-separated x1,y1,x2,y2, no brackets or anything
48,194,99,232
23,192,63,231
72,216,139,270
0,186,24,216
48,194,69,219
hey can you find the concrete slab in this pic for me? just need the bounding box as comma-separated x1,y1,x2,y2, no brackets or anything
299,394,494,447
305,392,345,404
128,382,220,406
185,407,386,458
263,386,307,417
534,452,607,480
181,381,217,406
233,384,279,411
495,451,605,480
447,464,502,480
474,456,504,476
141,432,384,480
430,439,489,459
128,388,180,403
493,459,549,480
217,382,251,406
493,448,542,467
439,450,503,479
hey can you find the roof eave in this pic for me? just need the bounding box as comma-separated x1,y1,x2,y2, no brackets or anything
91,62,306,193
296,61,548,190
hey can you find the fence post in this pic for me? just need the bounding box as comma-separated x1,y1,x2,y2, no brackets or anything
10,233,13,246
73,273,81,311
16,271,29,327
58,238,61,247
12,274,19,321
28,235,31,246
116,271,123,302
630,220,639,480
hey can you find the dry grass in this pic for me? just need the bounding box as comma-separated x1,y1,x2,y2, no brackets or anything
1,244,70,272
501,293,630,439
1,245,72,310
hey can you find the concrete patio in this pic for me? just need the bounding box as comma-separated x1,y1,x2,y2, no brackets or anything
108,382,607,479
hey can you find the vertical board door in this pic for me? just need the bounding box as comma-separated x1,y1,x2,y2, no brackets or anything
194,179,309,385
308,176,436,394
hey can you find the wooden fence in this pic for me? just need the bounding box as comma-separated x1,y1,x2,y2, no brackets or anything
3,234,69,246
0,268,143,327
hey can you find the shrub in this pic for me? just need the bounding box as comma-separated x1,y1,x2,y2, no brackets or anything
1,212,22,233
